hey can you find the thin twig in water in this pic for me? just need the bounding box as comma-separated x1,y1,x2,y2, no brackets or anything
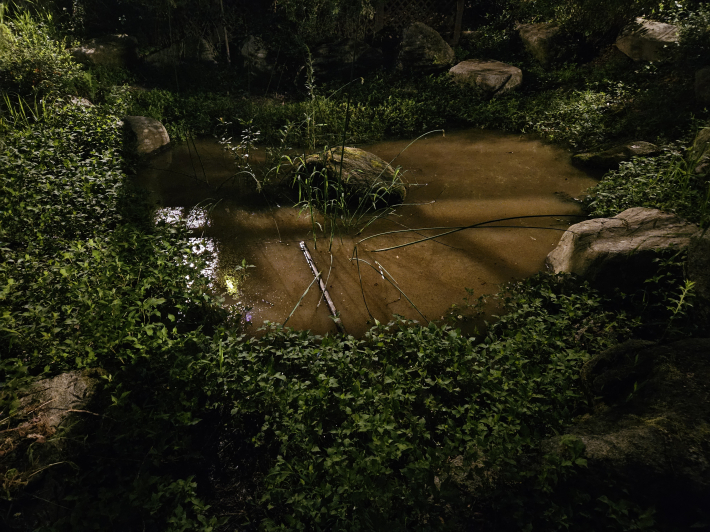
300,242,345,333
191,135,209,185
374,216,459,250
272,216,283,242
373,225,571,252
351,246,375,322
357,214,585,252
351,256,429,324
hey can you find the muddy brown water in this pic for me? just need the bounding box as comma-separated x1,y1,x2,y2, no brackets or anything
136,129,598,337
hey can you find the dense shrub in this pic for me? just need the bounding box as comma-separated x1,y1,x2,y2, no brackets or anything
0,13,84,100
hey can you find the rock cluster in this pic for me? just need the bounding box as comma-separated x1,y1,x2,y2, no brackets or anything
517,22,561,65
572,141,659,170
311,39,383,80
241,35,272,79
0,370,103,527
545,338,710,523
546,207,699,290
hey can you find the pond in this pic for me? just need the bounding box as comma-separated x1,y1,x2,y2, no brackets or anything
137,129,598,337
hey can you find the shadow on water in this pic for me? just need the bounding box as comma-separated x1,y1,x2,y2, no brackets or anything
135,129,599,337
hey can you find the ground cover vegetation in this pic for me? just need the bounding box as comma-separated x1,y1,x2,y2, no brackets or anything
0,0,708,530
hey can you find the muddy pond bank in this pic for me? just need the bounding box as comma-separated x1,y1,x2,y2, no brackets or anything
136,129,598,337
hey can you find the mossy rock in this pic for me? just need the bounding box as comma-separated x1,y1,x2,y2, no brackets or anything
299,147,406,207
397,22,455,74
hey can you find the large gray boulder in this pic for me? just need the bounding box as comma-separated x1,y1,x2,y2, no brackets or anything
517,22,561,65
123,116,170,155
145,37,217,67
546,207,699,289
241,35,272,78
298,147,406,206
311,39,383,80
398,22,455,73
572,141,659,170
71,34,138,68
545,339,710,519
449,59,522,96
616,18,678,62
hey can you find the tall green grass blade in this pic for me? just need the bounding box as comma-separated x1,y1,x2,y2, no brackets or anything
283,273,321,327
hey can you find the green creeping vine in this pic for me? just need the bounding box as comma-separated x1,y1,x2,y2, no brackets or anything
585,142,710,229
0,61,227,529
198,273,637,530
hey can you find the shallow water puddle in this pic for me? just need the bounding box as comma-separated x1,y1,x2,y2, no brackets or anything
137,129,598,337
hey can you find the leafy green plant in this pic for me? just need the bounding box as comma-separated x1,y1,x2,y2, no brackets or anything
584,141,710,227
222,258,256,297
191,272,637,530
663,278,696,339
216,117,265,191
0,57,226,531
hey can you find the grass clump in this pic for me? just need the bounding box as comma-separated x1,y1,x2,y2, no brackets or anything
0,11,84,101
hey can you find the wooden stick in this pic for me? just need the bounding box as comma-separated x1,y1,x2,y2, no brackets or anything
299,242,346,334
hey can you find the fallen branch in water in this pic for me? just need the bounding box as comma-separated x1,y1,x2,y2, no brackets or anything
299,241,346,334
